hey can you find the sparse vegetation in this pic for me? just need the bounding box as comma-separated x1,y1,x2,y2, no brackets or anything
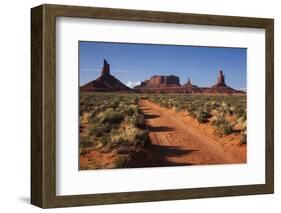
80,92,246,170
211,116,233,136
80,93,150,170
114,155,130,168
147,94,246,135
240,131,247,145
195,110,211,123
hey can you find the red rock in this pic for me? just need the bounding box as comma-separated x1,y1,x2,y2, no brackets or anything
101,59,110,76
135,75,180,89
183,77,198,88
135,70,244,94
212,70,227,87
81,60,244,94
80,59,132,92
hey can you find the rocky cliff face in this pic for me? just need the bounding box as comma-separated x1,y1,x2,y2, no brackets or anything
136,75,180,88
135,70,243,94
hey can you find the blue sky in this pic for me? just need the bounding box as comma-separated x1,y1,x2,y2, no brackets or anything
79,41,247,90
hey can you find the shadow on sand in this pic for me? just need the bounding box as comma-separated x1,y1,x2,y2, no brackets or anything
149,126,174,132
144,114,160,119
129,144,198,168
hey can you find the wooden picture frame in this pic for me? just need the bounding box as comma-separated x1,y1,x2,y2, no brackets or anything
31,4,274,208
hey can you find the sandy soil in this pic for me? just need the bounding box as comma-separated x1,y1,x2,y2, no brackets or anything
79,112,117,169
133,100,246,167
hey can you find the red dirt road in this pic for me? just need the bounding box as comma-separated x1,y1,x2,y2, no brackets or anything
136,100,246,167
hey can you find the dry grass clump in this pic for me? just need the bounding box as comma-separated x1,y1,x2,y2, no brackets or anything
211,116,233,136
79,93,150,169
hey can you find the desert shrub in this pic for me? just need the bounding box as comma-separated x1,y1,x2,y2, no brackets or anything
103,122,116,132
110,137,127,146
97,105,108,113
238,112,247,123
114,155,130,168
80,136,92,148
221,124,232,135
189,111,196,118
133,97,139,104
79,106,85,116
133,114,146,129
240,132,247,145
126,104,139,116
110,124,138,144
235,107,246,119
236,116,247,132
101,108,124,124
220,102,228,108
141,95,149,100
212,116,233,136
89,125,105,137
80,136,90,142
187,104,197,116
135,130,150,146
188,108,196,118
87,112,100,124
100,136,109,146
109,123,149,148
111,99,120,109
211,101,221,108
195,110,211,123
219,102,232,115
228,106,236,115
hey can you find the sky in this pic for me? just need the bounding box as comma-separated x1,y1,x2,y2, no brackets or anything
79,41,247,90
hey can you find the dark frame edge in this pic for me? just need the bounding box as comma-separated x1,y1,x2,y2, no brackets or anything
31,4,57,208
31,5,44,208
265,19,274,194
41,3,273,28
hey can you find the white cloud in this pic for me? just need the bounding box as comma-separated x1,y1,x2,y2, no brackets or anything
126,81,141,88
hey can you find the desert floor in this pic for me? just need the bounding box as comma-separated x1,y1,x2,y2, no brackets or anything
130,100,246,167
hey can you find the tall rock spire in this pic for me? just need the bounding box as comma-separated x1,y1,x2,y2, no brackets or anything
187,77,191,85
101,59,110,76
217,70,226,87
80,59,132,92
184,77,198,88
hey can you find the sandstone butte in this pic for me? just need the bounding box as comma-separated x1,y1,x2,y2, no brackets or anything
80,59,245,94
80,59,133,92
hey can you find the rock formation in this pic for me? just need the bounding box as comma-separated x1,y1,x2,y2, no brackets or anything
80,60,244,94
135,70,244,94
208,70,240,93
212,70,227,87
136,75,180,89
80,59,132,92
183,77,198,88
186,78,192,86
101,59,110,76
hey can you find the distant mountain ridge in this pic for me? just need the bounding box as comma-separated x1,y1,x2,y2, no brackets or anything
80,59,245,94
